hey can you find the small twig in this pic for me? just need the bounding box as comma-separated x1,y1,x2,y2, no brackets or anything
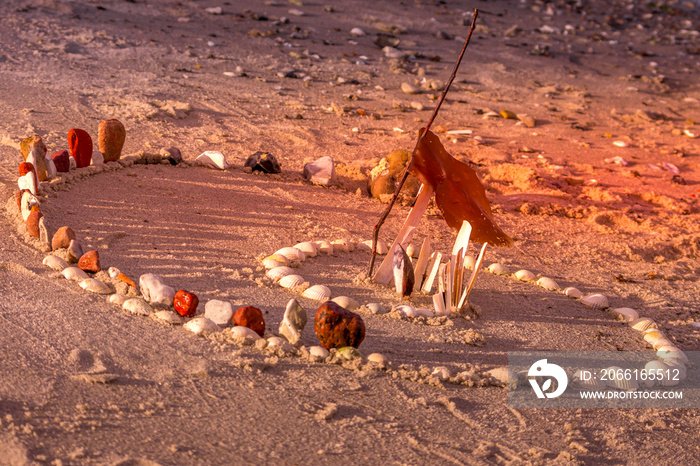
369,9,480,277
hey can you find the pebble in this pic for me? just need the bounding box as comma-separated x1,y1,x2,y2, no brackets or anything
349,27,365,36
367,353,388,366
196,151,228,170
500,109,517,120
20,136,48,181
605,156,629,166
431,366,451,380
122,298,153,316
302,156,337,186
67,128,93,168
26,208,42,238
78,250,101,273
108,293,128,306
51,150,70,173
108,267,120,278
79,278,112,294
267,336,288,349
613,140,629,148
401,82,422,95
173,289,199,317
229,325,262,342
52,226,76,251
139,273,176,307
62,267,89,281
20,191,39,221
151,310,184,325
244,151,281,174
67,239,84,263
233,306,266,337
314,301,366,350
43,255,69,271
279,298,307,345
518,114,536,127
160,147,183,165
288,8,304,16
183,317,220,336
487,367,519,390
308,345,329,361
410,101,425,111
205,6,223,14
204,299,234,326
383,46,405,59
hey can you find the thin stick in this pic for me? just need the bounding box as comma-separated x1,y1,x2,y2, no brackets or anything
368,8,480,277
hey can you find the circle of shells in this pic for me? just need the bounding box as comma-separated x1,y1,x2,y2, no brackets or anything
14,152,689,389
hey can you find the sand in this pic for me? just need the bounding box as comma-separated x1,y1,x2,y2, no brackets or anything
0,0,699,463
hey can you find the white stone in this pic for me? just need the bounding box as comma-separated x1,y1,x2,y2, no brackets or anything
279,299,307,345
18,172,37,195
43,255,68,271
79,278,112,294
401,82,421,95
309,346,330,360
205,6,222,14
303,156,336,186
184,317,220,335
196,151,228,170
229,325,262,342
350,27,365,36
91,151,104,165
108,293,128,306
204,299,234,326
62,267,88,281
122,298,154,316
151,310,184,325
139,273,176,306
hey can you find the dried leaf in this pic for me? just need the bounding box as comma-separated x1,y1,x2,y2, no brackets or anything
410,129,512,246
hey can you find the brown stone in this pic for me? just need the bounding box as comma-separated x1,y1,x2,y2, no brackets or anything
314,301,366,350
233,306,266,337
52,226,76,251
98,119,126,162
20,135,48,181
26,207,43,238
78,250,101,273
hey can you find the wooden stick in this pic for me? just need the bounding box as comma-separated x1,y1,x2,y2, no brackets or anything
368,8,480,277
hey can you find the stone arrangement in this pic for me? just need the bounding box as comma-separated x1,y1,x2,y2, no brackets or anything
8,124,690,391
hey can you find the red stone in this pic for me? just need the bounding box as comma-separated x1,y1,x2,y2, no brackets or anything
52,226,76,251
67,128,93,168
98,119,126,162
78,250,101,273
51,150,71,172
314,301,366,350
26,207,43,238
233,306,265,337
174,289,199,317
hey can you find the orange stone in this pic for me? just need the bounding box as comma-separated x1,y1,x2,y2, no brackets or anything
26,207,43,238
117,272,137,289
174,289,199,317
52,226,76,251
78,250,101,273
67,129,93,168
98,119,126,162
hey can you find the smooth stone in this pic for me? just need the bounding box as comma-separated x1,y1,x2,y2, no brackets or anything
62,267,89,281
122,298,153,316
139,273,175,306
20,136,48,181
108,293,128,306
314,301,365,350
151,310,184,325
173,289,199,317
18,172,37,196
20,191,39,221
244,151,281,174
79,278,112,294
204,299,234,326
78,250,101,273
67,239,84,263
45,156,57,179
160,146,183,165
183,317,220,335
279,298,307,345
52,226,76,251
233,306,265,337
26,208,42,238
98,119,126,162
309,345,330,360
401,82,421,94
51,150,70,173
196,150,228,170
302,156,337,187
91,150,104,166
43,255,69,271
67,128,93,168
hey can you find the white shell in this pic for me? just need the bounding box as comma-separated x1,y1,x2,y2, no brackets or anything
122,298,153,316
151,310,184,325
262,258,285,270
183,317,220,335
79,278,112,294
302,284,331,301
580,293,609,309
275,247,306,262
263,254,288,267
331,296,360,311
643,329,665,346
266,266,294,281
657,346,688,364
630,317,657,332
563,287,583,299
107,266,121,278
229,325,261,341
278,274,306,289
62,267,89,281
108,293,128,306
536,277,560,291
487,263,509,275
293,242,318,257
367,353,388,366
604,366,639,391
513,269,536,281
309,346,329,360
652,338,675,351
315,240,334,254
43,255,68,271
611,307,638,322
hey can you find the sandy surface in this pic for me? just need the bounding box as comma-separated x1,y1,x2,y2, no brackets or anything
1,0,699,464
